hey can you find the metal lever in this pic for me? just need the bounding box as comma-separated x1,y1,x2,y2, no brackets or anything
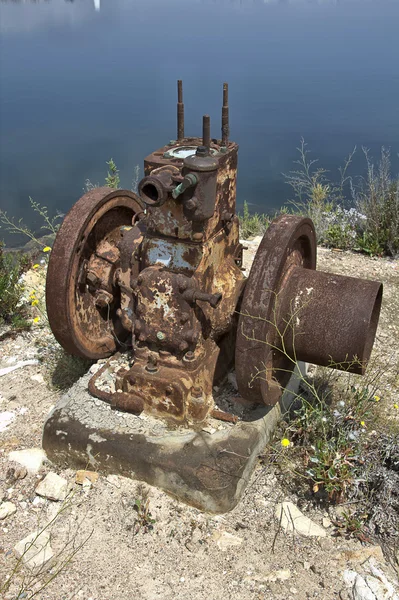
172,173,198,199
183,289,222,309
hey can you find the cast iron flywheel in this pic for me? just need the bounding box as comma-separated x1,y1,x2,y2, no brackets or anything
46,187,143,359
235,214,317,406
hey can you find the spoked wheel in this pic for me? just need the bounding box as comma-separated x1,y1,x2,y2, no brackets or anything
235,214,317,406
46,187,144,359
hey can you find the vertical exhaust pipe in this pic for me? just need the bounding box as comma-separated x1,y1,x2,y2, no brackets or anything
177,80,184,141
221,82,229,146
202,114,211,154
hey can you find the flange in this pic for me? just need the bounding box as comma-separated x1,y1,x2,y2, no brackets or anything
46,187,143,359
235,214,316,406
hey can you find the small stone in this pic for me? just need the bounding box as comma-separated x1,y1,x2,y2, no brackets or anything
14,530,54,573
30,374,45,384
353,574,376,600
213,531,243,551
32,496,44,507
275,502,327,537
0,411,15,432
304,561,311,570
35,473,67,501
323,517,332,528
75,470,99,485
263,569,291,583
0,502,17,520
8,448,47,475
202,426,217,435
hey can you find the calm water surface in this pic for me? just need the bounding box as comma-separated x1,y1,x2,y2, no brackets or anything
1,0,398,245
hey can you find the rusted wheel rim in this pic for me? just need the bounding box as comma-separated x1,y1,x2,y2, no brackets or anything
235,214,316,405
46,187,143,359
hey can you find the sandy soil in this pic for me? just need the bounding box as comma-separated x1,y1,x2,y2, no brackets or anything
0,244,398,600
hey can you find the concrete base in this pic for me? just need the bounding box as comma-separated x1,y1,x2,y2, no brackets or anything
42,364,306,513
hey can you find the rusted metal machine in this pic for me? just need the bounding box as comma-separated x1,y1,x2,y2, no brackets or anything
46,81,383,426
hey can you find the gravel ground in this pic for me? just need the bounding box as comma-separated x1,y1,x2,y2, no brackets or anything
0,244,398,600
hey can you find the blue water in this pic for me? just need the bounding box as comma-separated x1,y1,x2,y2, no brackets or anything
1,0,399,246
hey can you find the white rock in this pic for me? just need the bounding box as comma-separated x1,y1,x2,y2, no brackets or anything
213,531,243,551
263,569,291,583
0,411,15,432
8,448,47,475
275,502,327,537
30,373,45,384
14,530,54,572
35,473,67,501
343,570,358,587
0,501,17,520
323,517,332,528
32,496,45,507
353,574,377,600
365,558,399,600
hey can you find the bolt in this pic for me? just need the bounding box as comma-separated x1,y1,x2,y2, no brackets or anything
95,290,113,308
179,341,189,352
191,386,203,398
183,350,195,362
185,198,198,211
86,271,99,286
196,146,208,157
157,331,166,341
146,355,158,373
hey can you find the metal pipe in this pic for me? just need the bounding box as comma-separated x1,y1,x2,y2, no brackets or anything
177,80,184,140
221,82,229,146
279,267,383,375
202,114,211,153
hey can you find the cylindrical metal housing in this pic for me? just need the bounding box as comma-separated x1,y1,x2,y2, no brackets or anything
280,267,383,374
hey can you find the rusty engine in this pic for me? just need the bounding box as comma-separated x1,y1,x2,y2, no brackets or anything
46,81,383,426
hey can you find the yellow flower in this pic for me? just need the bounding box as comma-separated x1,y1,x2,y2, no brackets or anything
373,395,380,402
31,299,39,306
394,404,398,410
32,264,40,269
43,246,51,252
360,421,365,427
281,438,291,448
33,316,40,324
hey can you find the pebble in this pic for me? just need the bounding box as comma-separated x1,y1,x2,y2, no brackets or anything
0,501,17,520
212,530,243,551
35,472,68,501
14,530,54,573
8,448,47,475
275,501,327,537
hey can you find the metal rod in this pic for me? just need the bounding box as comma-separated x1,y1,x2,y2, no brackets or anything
221,82,229,146
202,114,211,152
177,80,184,140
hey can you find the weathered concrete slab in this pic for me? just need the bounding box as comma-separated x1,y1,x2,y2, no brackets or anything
42,365,305,513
